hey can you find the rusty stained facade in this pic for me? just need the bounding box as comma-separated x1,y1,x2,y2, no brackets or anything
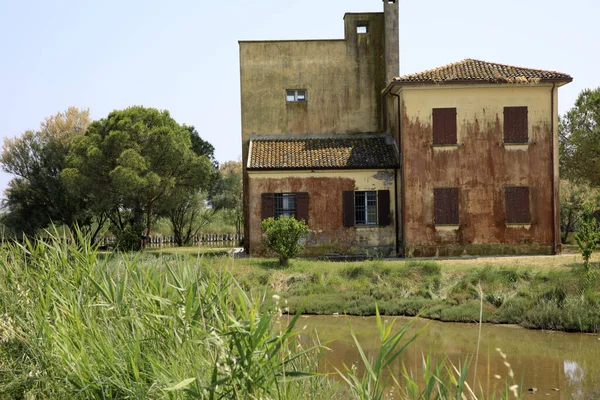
388,84,568,256
247,170,396,256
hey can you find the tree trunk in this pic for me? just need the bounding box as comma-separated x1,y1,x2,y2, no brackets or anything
146,205,153,237
563,210,574,244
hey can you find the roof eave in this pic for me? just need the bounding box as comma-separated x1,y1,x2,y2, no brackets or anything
247,164,400,172
384,77,572,93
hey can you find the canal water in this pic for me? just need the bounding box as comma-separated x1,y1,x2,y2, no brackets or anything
298,315,600,399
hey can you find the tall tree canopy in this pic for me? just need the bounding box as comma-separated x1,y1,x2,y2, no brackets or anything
1,107,93,236
560,87,600,185
61,106,213,244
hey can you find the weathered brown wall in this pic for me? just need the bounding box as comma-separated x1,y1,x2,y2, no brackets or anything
398,85,556,256
247,170,396,256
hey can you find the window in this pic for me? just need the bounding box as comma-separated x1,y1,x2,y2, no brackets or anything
432,108,457,145
356,23,368,34
261,192,309,223
342,190,390,227
274,193,296,218
355,191,377,225
434,188,459,225
505,186,530,224
286,90,306,102
504,106,528,144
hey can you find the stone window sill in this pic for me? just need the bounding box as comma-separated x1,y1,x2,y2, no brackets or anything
506,223,531,229
503,143,529,151
432,144,459,151
435,225,459,231
355,224,379,229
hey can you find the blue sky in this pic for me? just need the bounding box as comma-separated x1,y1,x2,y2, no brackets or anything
0,0,597,195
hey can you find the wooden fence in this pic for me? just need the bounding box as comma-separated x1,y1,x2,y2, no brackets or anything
101,233,244,247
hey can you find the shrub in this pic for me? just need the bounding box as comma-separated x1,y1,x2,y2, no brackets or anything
114,223,144,251
261,216,309,266
575,205,600,272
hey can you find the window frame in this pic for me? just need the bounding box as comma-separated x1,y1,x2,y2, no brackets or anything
261,192,309,224
433,188,459,226
355,191,378,226
343,190,390,227
356,22,369,34
286,89,307,103
274,193,296,219
432,107,457,146
503,106,528,144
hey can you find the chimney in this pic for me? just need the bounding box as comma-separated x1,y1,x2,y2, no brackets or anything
383,0,399,83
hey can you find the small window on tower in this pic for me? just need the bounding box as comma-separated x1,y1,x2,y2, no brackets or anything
357,24,368,34
286,89,306,102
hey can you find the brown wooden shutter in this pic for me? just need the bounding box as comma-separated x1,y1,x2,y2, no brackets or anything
505,186,530,223
342,191,355,227
432,108,457,145
432,108,445,145
515,107,528,143
295,192,309,224
378,190,390,226
504,106,528,143
434,188,459,225
261,193,274,220
503,107,514,142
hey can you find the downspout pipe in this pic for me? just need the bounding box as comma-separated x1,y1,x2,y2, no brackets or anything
390,91,402,256
550,82,559,254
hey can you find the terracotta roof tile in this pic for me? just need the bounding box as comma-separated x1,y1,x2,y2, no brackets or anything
248,136,398,170
393,59,572,85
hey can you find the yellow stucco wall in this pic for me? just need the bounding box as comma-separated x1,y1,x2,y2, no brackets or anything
239,13,387,140
247,169,397,256
396,84,559,256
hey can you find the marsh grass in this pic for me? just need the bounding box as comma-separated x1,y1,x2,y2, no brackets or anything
0,231,337,399
215,256,600,332
0,233,594,399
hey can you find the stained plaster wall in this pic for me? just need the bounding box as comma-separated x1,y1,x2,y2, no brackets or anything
239,5,400,254
247,169,396,256
396,84,559,256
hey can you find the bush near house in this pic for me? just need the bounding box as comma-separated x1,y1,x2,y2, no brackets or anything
261,216,309,266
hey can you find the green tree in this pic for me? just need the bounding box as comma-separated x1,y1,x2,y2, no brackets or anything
61,106,212,249
560,180,598,243
210,160,243,236
157,124,219,246
559,87,600,184
261,216,309,266
167,191,214,246
0,107,103,238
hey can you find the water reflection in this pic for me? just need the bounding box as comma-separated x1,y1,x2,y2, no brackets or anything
299,315,600,399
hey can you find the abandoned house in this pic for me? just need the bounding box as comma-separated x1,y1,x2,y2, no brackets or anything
239,0,572,257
